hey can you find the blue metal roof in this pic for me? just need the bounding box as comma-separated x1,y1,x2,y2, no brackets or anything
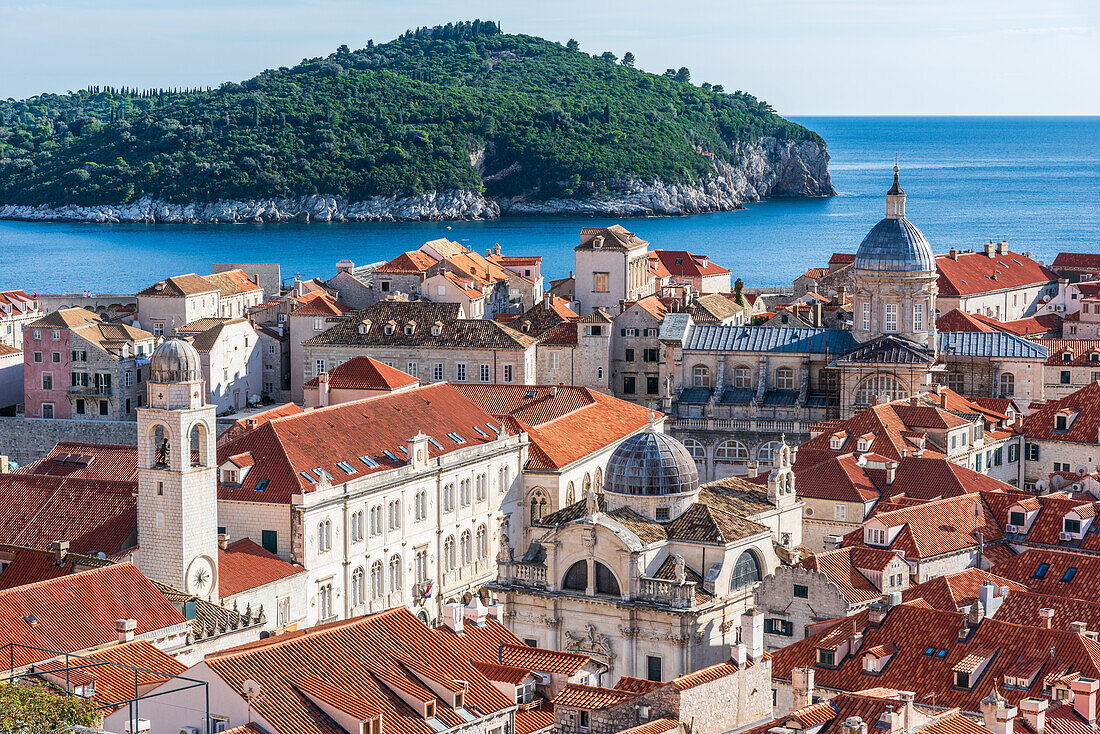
678,387,711,405
683,325,860,354
937,331,1049,359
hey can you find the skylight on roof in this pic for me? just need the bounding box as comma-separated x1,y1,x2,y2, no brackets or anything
383,450,399,461
1061,567,1078,583
336,461,357,474
525,390,537,398
428,437,443,449
448,432,466,444
486,423,498,433
1034,563,1051,579
254,478,269,491
473,426,488,438
300,471,317,484
398,446,408,455
360,455,379,468
312,468,330,479
935,649,948,659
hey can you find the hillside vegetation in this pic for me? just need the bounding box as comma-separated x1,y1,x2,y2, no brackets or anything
0,21,824,207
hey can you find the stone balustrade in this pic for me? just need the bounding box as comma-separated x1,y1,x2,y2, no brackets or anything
636,576,696,609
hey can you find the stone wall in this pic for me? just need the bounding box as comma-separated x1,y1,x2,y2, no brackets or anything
0,415,137,466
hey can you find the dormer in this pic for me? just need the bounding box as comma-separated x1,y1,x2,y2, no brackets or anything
1062,506,1094,540
404,321,417,336
830,431,848,451
384,321,397,336
1063,351,1074,362
219,452,253,485
863,520,902,548
861,643,897,675
373,669,438,719
399,658,467,710
856,433,875,452
1006,499,1041,533
431,321,444,336
952,645,998,689
358,319,372,336
295,677,383,734
1055,409,1079,433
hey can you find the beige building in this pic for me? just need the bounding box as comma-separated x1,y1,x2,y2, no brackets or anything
0,290,43,349
492,427,802,682
575,226,655,315
135,270,263,336
535,311,613,391
935,242,1058,321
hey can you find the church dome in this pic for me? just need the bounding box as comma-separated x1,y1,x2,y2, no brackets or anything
853,217,935,273
149,338,202,383
853,167,935,274
604,424,699,497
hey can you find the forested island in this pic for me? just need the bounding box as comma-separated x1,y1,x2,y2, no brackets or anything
0,21,833,223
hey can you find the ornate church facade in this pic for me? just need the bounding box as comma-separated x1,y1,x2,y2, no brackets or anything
491,420,803,683
659,170,1047,482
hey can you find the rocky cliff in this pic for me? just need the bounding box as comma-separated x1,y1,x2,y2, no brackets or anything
0,138,831,224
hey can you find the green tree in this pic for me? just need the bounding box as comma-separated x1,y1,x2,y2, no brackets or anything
566,38,579,52
621,51,635,67
675,67,691,83
734,277,746,306
0,682,101,733
600,51,618,63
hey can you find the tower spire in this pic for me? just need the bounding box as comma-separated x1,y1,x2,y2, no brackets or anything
885,162,906,218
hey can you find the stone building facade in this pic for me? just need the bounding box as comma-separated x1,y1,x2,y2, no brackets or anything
575,226,655,315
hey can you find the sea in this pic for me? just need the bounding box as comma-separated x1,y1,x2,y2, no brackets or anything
1,116,1098,293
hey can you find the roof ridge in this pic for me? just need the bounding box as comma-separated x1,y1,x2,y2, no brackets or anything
208,606,406,661
0,560,132,596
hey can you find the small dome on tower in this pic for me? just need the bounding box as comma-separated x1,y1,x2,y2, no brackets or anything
604,420,699,497
149,338,202,383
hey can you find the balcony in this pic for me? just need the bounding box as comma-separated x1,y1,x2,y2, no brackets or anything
68,384,112,397
636,576,696,609
671,416,806,434
504,561,548,589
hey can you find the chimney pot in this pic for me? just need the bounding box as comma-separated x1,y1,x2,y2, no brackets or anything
51,540,69,563
116,618,137,644
792,667,815,709
741,609,764,661
1071,677,1100,727
218,533,230,550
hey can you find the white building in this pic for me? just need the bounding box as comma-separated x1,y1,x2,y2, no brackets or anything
175,317,262,413
574,226,655,315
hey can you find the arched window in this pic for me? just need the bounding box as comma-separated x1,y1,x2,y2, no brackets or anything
715,440,748,462
733,366,751,389
757,441,781,464
583,473,592,492
460,530,472,566
318,520,331,553
443,536,456,571
389,554,402,591
999,372,1015,397
594,467,603,490
776,367,794,390
476,525,488,559
318,584,333,620
370,561,384,599
351,567,365,605
150,424,170,469
682,438,706,460
692,365,710,388
565,482,576,506
530,490,549,524
854,374,906,408
730,551,762,590
188,422,208,467
561,561,620,596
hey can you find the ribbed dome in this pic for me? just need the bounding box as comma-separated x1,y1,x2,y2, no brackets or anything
854,217,935,274
149,338,202,383
604,427,699,497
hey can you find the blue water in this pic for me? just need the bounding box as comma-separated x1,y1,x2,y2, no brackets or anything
1,117,1098,293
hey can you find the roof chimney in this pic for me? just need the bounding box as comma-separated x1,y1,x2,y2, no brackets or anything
841,718,868,734
1020,698,1048,734
51,540,69,564
886,461,897,485
741,609,764,661
792,667,815,710
218,532,231,550
1071,677,1100,727
1039,608,1055,629
981,691,1017,734
441,602,464,635
732,643,748,669
950,248,959,260
985,241,996,258
318,370,330,407
116,618,137,644
1071,621,1088,635
998,240,1008,255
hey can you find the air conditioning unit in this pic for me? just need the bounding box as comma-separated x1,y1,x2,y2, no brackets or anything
177,727,198,734
1055,304,1066,312
1060,532,1075,541
535,672,553,685
1005,524,1019,534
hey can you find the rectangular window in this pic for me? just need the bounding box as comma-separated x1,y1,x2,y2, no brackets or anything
261,530,278,554
884,304,898,332
794,584,809,598
1065,518,1082,534
125,370,134,387
994,447,1003,466
623,375,636,394
503,365,513,382
862,302,871,331
314,359,325,377
643,348,659,362
1062,371,1072,384
405,362,418,378
99,400,109,416
550,352,560,370
625,348,635,362
646,375,659,395
41,403,54,419
593,272,609,293
834,504,847,521
433,363,444,381
51,352,60,363
1025,443,1039,461
277,595,291,627
646,655,663,682
766,618,794,636
579,711,590,732
75,399,85,415
479,364,491,382
41,374,52,390
456,363,467,381
1009,444,1019,463
33,352,42,363
913,303,924,332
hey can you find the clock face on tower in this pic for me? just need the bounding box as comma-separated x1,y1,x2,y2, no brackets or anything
185,555,216,597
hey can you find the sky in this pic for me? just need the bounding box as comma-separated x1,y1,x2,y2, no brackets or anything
2,0,1098,115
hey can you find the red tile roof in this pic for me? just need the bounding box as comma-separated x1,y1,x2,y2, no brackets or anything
0,564,186,668
498,644,590,675
901,568,1026,611
1033,339,1100,366
470,659,532,685
218,403,304,446
937,250,1057,297
374,250,439,274
291,293,353,317
671,659,747,689
204,607,518,734
990,549,1100,602
218,538,305,596
454,385,656,471
216,383,503,503
553,683,637,710
771,602,1100,713
0,545,105,591
830,253,856,265
0,474,136,556
1022,381,1100,444
798,548,896,605
515,699,555,734
993,589,1100,632
1053,254,1100,269
652,250,731,278
845,492,1006,561
17,442,138,482
303,356,419,390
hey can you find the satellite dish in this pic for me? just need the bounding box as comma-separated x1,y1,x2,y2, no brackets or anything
242,679,262,698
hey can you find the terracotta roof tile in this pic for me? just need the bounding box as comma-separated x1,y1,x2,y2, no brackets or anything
470,660,532,685
615,718,680,734
291,293,353,317
902,568,1025,611
798,548,892,605
516,699,555,734
937,250,1057,297
1024,383,1100,443
136,273,219,298
218,538,305,596
303,356,419,390
652,250,731,278
17,442,138,482
552,683,638,710
0,474,135,556
375,250,440,274
1053,254,1100,269
498,644,590,675
990,548,1100,601
845,492,1005,561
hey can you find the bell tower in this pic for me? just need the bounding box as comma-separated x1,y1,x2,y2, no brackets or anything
136,338,219,600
